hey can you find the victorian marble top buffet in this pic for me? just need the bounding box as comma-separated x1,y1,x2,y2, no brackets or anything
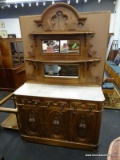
13,3,110,150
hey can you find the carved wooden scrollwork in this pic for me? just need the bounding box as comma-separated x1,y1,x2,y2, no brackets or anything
20,108,42,136
71,102,98,112
43,100,68,109
86,62,100,84
20,97,41,105
26,61,40,80
26,74,35,80
28,39,37,58
34,3,87,31
46,110,67,139
71,113,94,143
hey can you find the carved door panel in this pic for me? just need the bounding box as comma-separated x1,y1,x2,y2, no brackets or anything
44,107,69,140
18,105,44,136
70,110,97,144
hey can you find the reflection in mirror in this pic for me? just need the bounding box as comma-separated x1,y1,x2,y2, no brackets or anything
42,40,80,54
10,41,24,67
44,64,78,77
10,42,19,66
17,42,24,63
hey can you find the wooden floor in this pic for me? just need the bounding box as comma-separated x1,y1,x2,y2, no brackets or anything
1,114,18,130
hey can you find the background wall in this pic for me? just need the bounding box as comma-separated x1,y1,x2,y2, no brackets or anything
0,18,21,38
113,0,120,48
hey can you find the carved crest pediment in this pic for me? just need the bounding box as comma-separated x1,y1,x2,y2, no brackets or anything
34,3,87,31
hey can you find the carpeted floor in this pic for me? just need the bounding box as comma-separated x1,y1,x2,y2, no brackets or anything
104,88,120,109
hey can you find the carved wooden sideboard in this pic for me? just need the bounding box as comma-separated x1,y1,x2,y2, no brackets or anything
14,3,110,150
15,83,104,150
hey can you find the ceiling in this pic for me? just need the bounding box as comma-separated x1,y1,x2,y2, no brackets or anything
0,0,63,7
0,0,116,8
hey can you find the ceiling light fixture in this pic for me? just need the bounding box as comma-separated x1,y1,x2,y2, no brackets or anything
6,0,35,3
36,1,39,6
7,4,10,7
43,1,46,6
67,0,70,4
84,0,87,2
52,0,55,5
76,0,79,3
28,2,31,7
21,3,24,7
98,0,101,3
14,3,17,8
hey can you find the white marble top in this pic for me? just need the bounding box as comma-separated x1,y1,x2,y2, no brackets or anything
14,83,105,102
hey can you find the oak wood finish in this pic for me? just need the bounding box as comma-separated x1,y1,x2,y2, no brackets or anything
105,62,120,88
15,95,103,150
15,2,110,150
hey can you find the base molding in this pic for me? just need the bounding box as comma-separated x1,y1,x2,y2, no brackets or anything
22,135,99,151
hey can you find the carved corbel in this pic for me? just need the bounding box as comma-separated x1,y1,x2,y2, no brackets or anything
88,50,97,58
28,40,37,58
86,62,100,84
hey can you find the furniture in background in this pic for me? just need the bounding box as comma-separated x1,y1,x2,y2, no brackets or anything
107,40,118,61
0,38,26,91
105,61,120,89
102,73,114,94
0,92,18,130
13,3,110,151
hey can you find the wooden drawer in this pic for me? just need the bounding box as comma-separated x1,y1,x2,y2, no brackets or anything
15,96,42,106
15,96,69,109
42,99,69,109
70,101,98,111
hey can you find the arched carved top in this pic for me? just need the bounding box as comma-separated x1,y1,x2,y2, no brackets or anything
34,2,87,31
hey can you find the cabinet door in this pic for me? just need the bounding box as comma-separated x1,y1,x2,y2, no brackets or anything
70,110,99,144
18,105,44,136
44,106,69,140
0,69,8,88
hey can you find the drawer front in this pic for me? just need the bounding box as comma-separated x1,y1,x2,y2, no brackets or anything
70,101,99,111
15,96,69,109
15,96,42,106
42,99,69,109
15,96,102,111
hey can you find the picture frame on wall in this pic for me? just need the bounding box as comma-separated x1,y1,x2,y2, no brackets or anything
1,30,8,38
0,21,5,28
8,34,16,38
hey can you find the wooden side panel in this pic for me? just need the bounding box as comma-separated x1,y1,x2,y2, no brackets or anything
15,95,103,150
